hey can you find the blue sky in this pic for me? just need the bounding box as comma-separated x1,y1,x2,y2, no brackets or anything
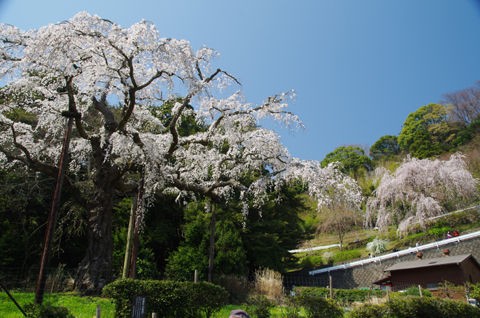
1,0,480,160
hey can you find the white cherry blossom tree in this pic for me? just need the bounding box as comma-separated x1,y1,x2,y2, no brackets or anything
0,13,362,292
366,153,478,233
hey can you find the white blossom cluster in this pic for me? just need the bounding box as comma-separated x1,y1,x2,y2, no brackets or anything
0,12,363,220
366,153,478,233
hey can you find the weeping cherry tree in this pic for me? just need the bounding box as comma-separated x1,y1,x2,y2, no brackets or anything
366,153,478,233
0,12,362,293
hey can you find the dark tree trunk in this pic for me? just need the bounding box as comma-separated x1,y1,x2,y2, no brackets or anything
74,192,114,294
74,154,120,294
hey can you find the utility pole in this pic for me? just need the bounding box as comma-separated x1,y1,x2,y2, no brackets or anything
35,76,78,304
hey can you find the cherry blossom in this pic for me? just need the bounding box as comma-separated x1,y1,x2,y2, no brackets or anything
366,153,478,233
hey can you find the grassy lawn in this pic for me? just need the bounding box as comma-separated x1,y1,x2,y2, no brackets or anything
0,292,115,318
0,293,304,318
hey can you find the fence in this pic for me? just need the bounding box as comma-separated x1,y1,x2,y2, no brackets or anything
0,264,75,292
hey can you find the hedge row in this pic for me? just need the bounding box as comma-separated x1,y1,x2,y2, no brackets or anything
102,279,228,318
295,287,385,304
348,296,480,318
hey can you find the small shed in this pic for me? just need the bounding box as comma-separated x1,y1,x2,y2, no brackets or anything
374,254,480,291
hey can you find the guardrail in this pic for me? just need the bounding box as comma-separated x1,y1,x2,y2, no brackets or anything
289,244,341,254
308,230,480,276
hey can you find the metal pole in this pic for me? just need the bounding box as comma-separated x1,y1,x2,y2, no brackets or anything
122,199,136,279
34,114,74,305
329,273,333,298
1,282,26,316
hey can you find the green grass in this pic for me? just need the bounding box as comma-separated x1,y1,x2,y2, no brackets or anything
0,292,115,318
212,304,307,318
1,293,304,318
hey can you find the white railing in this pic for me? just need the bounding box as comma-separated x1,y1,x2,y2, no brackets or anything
308,230,480,276
289,244,341,254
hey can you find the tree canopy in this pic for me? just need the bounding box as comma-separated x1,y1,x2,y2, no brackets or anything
0,12,362,292
369,135,400,161
398,104,461,158
366,153,478,233
321,145,372,178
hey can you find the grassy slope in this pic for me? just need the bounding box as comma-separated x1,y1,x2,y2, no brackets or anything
292,135,480,270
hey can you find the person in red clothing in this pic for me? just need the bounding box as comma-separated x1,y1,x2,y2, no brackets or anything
452,229,460,237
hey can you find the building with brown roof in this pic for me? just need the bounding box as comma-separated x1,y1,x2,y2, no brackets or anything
374,254,480,291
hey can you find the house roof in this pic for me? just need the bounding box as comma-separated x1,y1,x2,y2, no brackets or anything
385,254,476,272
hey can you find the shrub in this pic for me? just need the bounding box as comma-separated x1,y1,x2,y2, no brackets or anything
347,296,480,318
280,296,302,318
214,274,250,304
400,286,432,297
346,304,388,318
294,292,343,318
246,294,274,318
24,303,74,318
102,278,228,318
366,238,388,255
470,282,480,301
253,268,284,304
295,287,385,305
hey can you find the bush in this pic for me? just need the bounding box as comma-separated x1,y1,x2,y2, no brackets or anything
253,268,284,304
295,287,385,305
366,238,388,255
346,304,388,318
102,278,228,318
347,296,480,318
294,292,343,318
213,274,250,304
246,294,273,318
400,286,432,297
24,303,74,318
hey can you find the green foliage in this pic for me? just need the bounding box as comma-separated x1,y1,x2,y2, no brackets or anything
332,249,362,263
0,168,57,274
244,183,308,273
401,286,432,297
0,292,114,318
347,304,388,318
471,282,480,301
321,145,372,177
165,245,208,281
370,135,400,161
149,99,206,136
294,291,343,318
24,303,74,318
398,103,462,158
165,200,248,281
102,278,228,318
246,294,274,318
213,275,250,304
428,208,480,229
3,107,38,126
214,218,248,276
295,287,385,305
348,296,480,318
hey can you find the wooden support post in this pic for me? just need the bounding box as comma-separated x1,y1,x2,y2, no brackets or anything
329,273,333,298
